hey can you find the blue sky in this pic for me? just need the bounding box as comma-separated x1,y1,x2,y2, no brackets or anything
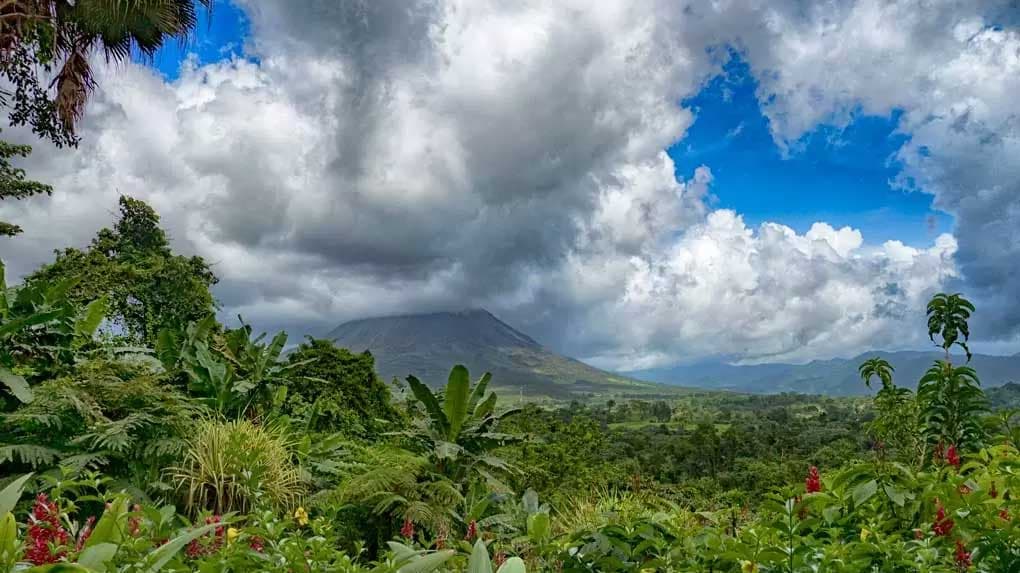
147,1,250,78
147,3,952,250
669,58,952,246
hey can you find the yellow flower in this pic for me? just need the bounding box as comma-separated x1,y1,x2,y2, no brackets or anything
294,506,309,526
740,560,758,573
860,527,871,542
226,527,240,543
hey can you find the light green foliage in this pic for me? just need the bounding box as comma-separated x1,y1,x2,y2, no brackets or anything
858,358,921,462
917,361,987,453
170,418,303,515
27,196,217,346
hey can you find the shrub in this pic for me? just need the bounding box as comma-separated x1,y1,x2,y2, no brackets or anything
170,419,303,514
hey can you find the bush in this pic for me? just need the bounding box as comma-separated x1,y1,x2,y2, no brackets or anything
170,419,303,514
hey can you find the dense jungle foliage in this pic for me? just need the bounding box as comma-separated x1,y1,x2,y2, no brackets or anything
1,196,1019,572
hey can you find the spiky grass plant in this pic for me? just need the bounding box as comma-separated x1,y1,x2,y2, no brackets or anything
171,419,303,515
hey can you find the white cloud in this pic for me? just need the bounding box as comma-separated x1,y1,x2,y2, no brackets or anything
1,0,1014,368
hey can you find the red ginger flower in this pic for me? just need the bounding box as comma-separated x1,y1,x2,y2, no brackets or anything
990,482,998,498
1000,509,1011,521
805,466,822,494
401,517,415,539
249,536,265,553
933,500,955,537
946,444,961,468
465,520,478,541
76,516,96,551
24,493,70,565
955,540,972,569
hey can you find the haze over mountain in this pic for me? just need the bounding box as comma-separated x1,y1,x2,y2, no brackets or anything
625,351,1020,396
326,309,655,397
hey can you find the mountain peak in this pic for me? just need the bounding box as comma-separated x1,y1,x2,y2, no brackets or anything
326,309,651,396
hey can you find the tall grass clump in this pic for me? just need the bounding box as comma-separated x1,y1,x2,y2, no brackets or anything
171,418,302,514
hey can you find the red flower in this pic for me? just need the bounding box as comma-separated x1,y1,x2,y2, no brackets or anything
955,540,972,569
1000,509,1010,521
249,536,265,553
401,518,415,539
990,482,998,499
958,485,972,495
185,515,226,558
465,520,478,541
494,551,507,568
805,466,822,494
76,516,96,551
24,493,69,565
946,445,961,468
933,500,955,537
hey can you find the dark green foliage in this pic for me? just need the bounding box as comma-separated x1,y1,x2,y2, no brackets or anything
927,292,976,361
0,258,106,406
28,196,218,345
0,359,202,488
283,338,400,434
917,361,987,452
0,139,53,236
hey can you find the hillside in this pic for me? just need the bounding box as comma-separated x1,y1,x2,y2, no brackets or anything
626,350,1020,396
326,308,656,397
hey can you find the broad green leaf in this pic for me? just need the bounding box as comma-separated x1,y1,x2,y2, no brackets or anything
406,375,448,435
468,372,493,415
0,473,33,516
467,539,493,573
84,497,129,549
76,542,118,571
0,512,18,559
397,550,456,573
143,522,222,572
496,557,526,573
386,541,420,561
0,366,32,404
444,365,471,439
852,479,878,506
883,484,907,507
527,511,550,541
75,296,108,338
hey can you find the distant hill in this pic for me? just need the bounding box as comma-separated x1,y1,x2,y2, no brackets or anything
625,351,1020,396
326,309,656,397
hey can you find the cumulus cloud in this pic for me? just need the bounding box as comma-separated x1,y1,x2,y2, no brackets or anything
0,0,1014,368
738,0,1020,339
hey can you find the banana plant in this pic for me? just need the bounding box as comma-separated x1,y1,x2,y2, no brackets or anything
401,365,522,486
0,259,107,405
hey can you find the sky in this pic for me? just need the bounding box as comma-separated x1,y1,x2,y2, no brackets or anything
1,0,1018,370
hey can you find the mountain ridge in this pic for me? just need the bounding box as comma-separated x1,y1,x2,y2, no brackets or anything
326,308,656,397
625,350,1020,396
